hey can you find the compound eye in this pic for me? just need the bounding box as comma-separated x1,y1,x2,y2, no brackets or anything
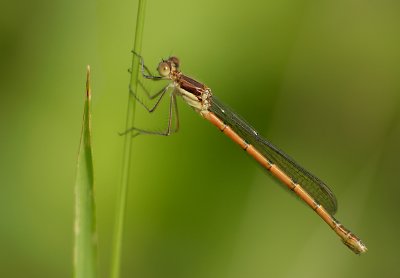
157,62,171,77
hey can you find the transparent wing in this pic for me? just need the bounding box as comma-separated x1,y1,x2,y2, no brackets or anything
210,96,338,215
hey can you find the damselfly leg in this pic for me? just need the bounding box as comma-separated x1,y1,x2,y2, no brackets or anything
131,51,165,80
129,83,173,113
121,52,180,137
120,92,179,137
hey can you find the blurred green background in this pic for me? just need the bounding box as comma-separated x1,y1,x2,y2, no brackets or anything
1,0,400,277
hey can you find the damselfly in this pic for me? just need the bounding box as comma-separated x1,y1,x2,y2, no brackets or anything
123,52,367,254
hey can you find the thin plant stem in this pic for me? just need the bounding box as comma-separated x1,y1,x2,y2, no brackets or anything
110,1,146,278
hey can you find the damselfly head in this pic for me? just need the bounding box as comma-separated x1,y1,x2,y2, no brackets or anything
157,57,180,77
157,56,179,77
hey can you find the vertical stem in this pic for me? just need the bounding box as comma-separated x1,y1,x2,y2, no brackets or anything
110,1,146,278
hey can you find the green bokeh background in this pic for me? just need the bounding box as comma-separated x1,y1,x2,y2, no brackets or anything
1,0,399,277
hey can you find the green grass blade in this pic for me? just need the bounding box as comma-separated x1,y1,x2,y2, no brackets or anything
73,66,97,278
110,1,147,278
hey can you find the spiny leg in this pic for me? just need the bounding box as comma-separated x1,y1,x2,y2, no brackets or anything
136,79,170,100
120,92,180,137
131,51,166,80
129,83,173,113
